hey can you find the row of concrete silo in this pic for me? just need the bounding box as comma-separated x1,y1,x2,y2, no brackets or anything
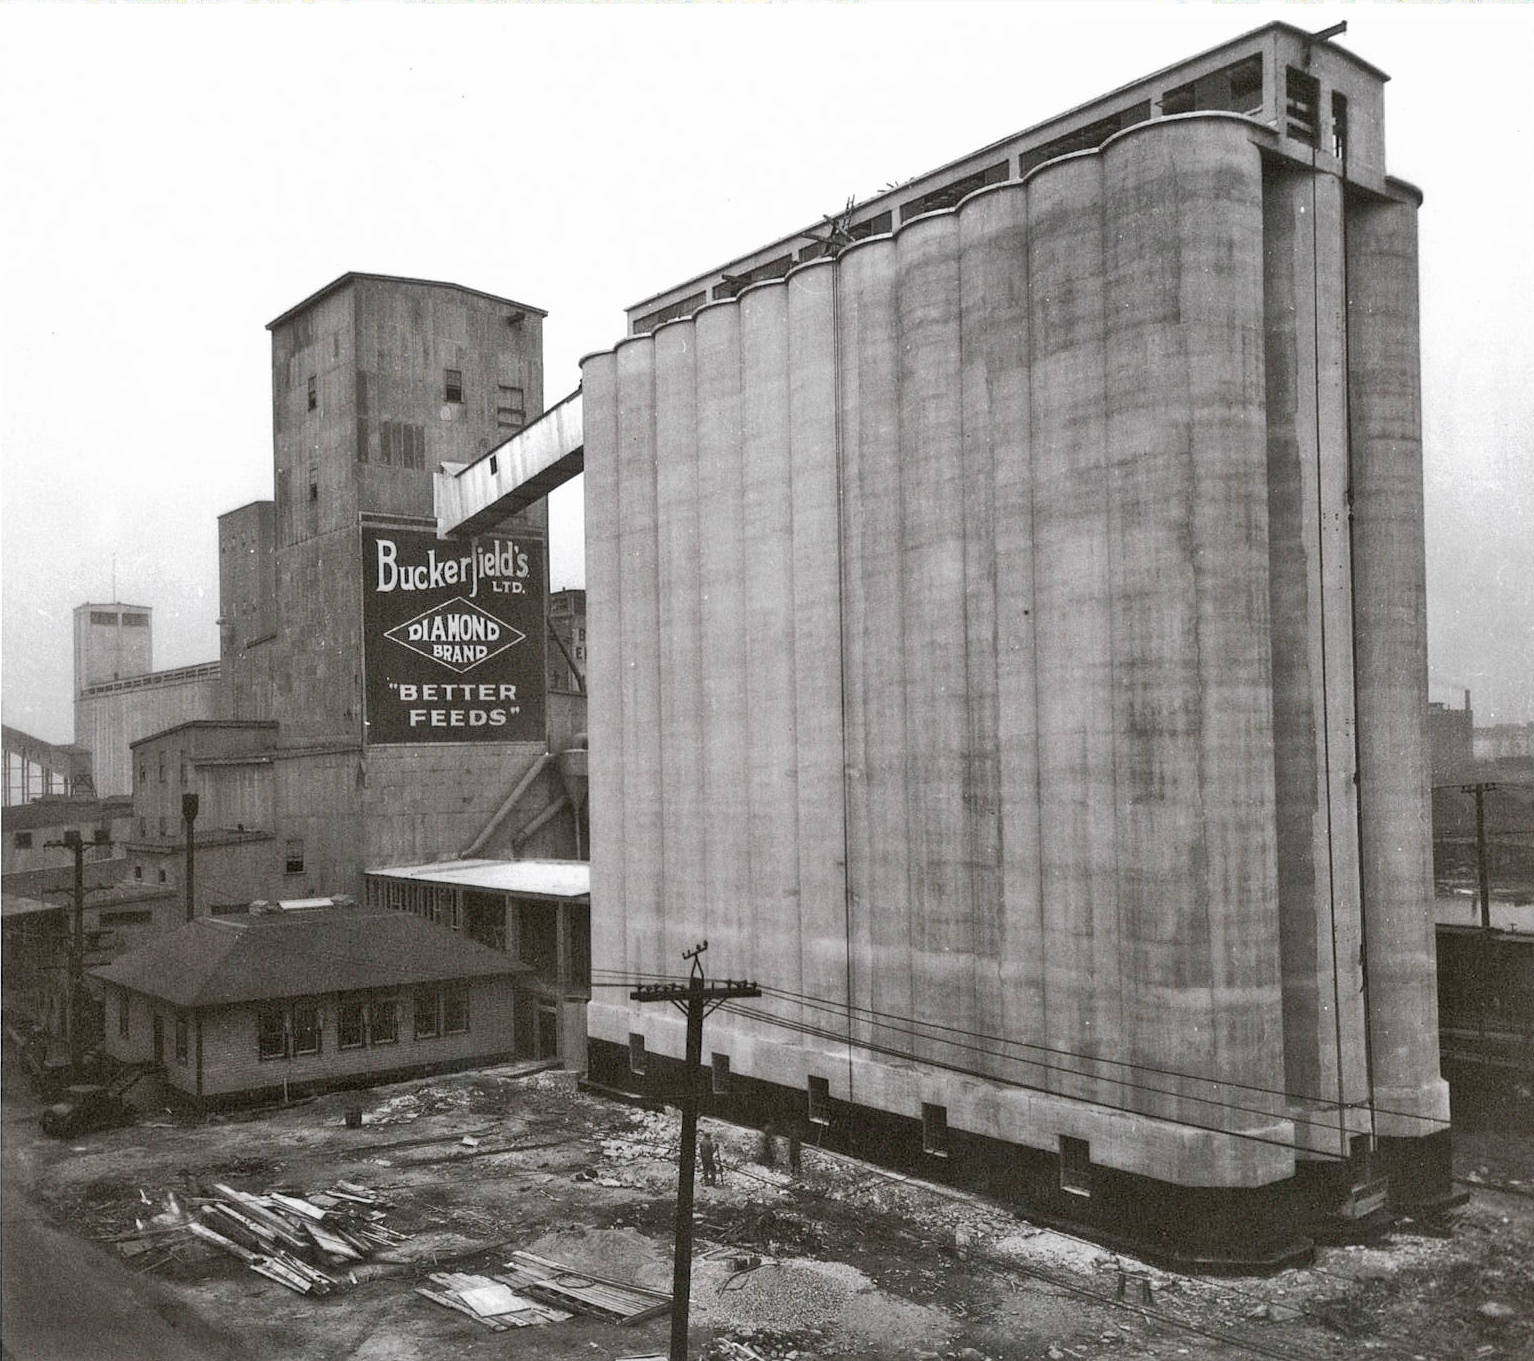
584,112,1447,1218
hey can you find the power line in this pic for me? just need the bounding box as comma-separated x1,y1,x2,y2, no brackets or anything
592,967,1448,1131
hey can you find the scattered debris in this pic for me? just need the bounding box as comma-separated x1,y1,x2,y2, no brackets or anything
498,1250,671,1324
112,1177,407,1297
415,1271,572,1329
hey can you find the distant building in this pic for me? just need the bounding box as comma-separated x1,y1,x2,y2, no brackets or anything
2,794,133,878
547,589,587,694
2,725,95,804
72,602,220,797
1428,692,1475,783
93,903,530,1104
1475,723,1534,764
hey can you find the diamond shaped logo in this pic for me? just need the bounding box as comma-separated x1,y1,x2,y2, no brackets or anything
384,597,525,674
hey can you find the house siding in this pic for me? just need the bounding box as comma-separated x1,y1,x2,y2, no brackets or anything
192,975,517,1099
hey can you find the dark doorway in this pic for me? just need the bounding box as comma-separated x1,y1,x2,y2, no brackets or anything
537,1004,559,1060
463,891,505,951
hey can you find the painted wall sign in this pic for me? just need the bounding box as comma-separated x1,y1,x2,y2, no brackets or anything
362,527,546,744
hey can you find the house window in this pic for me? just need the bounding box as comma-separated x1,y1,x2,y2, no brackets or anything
1285,67,1321,146
443,987,469,1034
159,754,166,783
285,839,304,874
307,375,317,411
488,454,499,476
139,762,146,787
1060,1136,1092,1197
922,1103,949,1157
711,1052,731,1095
807,1075,831,1125
292,1003,321,1056
158,817,167,837
134,865,143,880
118,993,130,1038
158,869,167,884
308,465,318,503
444,368,463,403
13,831,31,849
369,997,398,1044
628,1032,646,1076
338,1000,365,1049
414,989,440,1039
138,818,146,837
258,1007,286,1060
175,1016,189,1065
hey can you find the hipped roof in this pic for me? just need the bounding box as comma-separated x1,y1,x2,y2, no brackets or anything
91,906,528,1009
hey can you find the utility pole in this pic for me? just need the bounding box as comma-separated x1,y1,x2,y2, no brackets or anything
1461,782,1501,1059
631,942,759,1361
183,792,199,922
1460,782,1498,933
43,827,111,1072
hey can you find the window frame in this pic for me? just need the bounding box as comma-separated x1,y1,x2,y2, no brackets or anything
337,999,366,1050
292,1002,322,1056
257,1006,287,1061
175,1015,189,1065
711,1051,731,1095
1059,1135,1092,1197
922,1102,949,1157
442,986,469,1035
413,988,441,1040
628,1032,646,1076
807,1075,831,1126
444,368,464,404
369,996,398,1045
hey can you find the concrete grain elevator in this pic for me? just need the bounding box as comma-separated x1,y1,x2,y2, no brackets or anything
580,24,1451,1264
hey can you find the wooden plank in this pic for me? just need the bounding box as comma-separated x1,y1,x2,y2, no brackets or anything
415,1287,508,1331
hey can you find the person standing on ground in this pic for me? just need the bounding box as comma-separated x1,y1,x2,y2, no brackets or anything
699,1129,721,1186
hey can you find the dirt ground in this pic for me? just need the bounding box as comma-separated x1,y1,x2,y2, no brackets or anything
6,1063,1532,1361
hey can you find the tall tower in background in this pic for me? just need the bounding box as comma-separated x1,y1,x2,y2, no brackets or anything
72,603,153,693
254,273,547,745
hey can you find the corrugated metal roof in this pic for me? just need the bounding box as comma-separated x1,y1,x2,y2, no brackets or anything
90,906,529,1008
366,859,590,900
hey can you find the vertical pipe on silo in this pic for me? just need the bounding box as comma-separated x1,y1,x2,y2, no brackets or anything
896,211,973,1068
1346,193,1450,1138
787,261,844,1026
958,185,1026,1082
1027,152,1115,1106
740,283,798,1013
653,320,704,974
615,338,663,993
1262,167,1367,1148
695,304,751,984
580,350,625,1012
834,244,875,1059
842,236,913,1039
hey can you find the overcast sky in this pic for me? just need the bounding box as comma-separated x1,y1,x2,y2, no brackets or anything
2,0,1530,746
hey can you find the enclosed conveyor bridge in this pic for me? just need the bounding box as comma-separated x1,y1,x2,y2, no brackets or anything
435,388,583,537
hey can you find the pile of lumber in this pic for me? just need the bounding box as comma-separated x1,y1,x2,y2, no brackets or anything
176,1179,404,1295
498,1250,671,1325
414,1272,573,1330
